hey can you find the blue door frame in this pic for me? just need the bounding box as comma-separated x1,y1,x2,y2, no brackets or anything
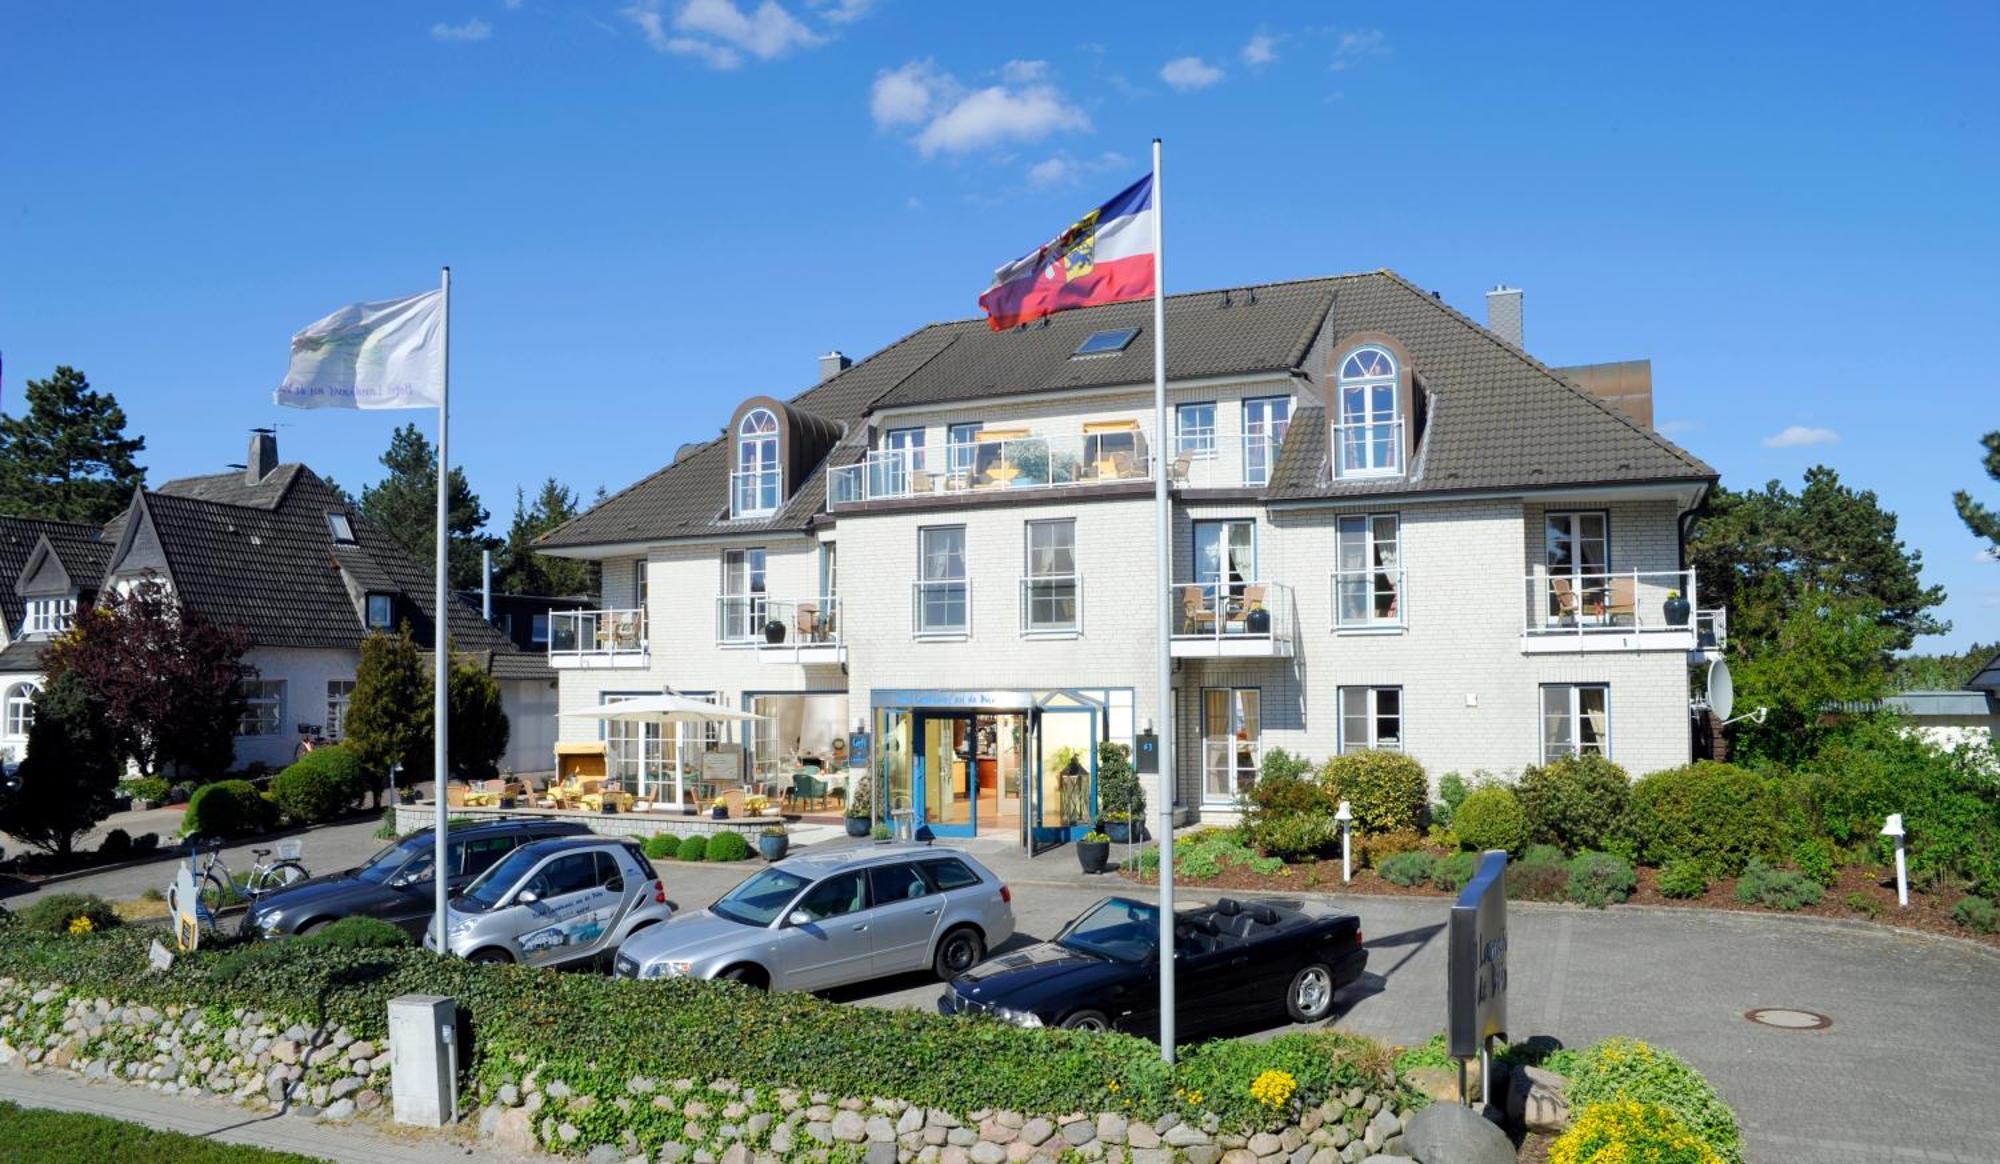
1031,705,1098,851
912,711,978,838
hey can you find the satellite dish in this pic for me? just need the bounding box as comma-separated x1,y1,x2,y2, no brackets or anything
1707,659,1735,722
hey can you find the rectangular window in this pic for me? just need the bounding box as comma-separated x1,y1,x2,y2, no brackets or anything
365,594,394,630
874,427,928,497
819,541,838,600
1544,512,1610,626
238,679,286,737
1241,396,1291,486
25,598,76,635
1338,686,1403,753
326,512,356,544
1542,684,1610,763
633,560,649,613
915,526,968,636
721,548,768,641
325,680,357,741
946,422,980,479
603,691,667,792
1175,402,1217,459
1334,514,1403,628
1022,519,1078,634
1201,688,1261,802
530,613,550,643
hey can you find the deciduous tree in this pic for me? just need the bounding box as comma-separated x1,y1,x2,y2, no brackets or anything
0,366,146,523
0,674,120,854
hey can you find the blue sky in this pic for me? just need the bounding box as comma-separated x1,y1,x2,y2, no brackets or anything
3,2,1995,649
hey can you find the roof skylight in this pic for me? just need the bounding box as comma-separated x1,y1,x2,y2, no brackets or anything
1072,328,1140,358
326,512,356,544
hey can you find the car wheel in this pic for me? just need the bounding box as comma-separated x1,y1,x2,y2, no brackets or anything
718,965,768,991
1286,962,1337,1024
297,918,333,937
931,926,985,981
468,948,514,966
1059,1009,1111,1032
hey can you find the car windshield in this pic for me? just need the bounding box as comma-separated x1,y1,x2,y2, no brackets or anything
354,836,430,884
1055,899,1160,963
711,867,811,926
455,847,543,912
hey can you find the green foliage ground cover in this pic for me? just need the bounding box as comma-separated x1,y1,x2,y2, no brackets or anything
0,1101,324,1164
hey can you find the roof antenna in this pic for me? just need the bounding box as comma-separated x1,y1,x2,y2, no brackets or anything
1220,289,1233,308
1246,287,1258,305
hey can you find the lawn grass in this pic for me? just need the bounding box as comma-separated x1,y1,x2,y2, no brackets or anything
0,1101,328,1163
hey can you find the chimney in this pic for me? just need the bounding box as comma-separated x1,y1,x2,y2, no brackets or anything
818,350,852,382
246,428,278,483
1485,285,1524,349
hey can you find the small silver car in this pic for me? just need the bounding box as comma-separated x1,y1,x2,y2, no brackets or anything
613,843,1014,991
425,837,672,967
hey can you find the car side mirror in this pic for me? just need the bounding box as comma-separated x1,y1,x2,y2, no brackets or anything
787,909,813,927
516,889,539,906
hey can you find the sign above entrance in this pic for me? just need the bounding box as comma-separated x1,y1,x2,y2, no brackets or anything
871,689,1036,711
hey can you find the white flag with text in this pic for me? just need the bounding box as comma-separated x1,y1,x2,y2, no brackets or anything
276,289,443,409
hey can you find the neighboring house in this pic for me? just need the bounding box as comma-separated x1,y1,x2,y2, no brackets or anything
0,517,114,761
457,590,597,655
535,271,1723,849
0,431,557,776
1883,649,2000,752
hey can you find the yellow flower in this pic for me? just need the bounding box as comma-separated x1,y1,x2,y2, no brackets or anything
1550,1100,1722,1164
68,916,94,935
1248,1069,1297,1110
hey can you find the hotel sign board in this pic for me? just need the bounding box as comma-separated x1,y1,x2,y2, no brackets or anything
1447,850,1508,1058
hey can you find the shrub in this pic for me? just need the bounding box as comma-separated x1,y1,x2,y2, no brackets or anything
704,832,752,862
642,834,680,861
1523,842,1566,864
1319,751,1427,835
1554,1038,1741,1163
1803,726,2000,895
1377,851,1436,887
1567,851,1638,908
1431,851,1478,893
1243,766,1337,860
119,777,171,804
1517,754,1630,853
1507,855,1570,902
301,915,413,949
98,828,134,859
1258,747,1316,785
1734,859,1823,911
1096,741,1145,822
1251,813,1337,862
133,832,159,853
1792,837,1839,888
1359,828,1425,869
1625,762,1785,877
1453,786,1529,854
183,780,276,839
1844,891,1884,918
1433,772,1469,829
270,746,365,825
1172,829,1268,880
17,894,119,937
1658,859,1710,900
675,835,708,862
1954,896,1997,934
1551,1100,1725,1164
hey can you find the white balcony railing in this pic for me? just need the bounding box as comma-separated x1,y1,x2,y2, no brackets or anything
912,578,971,637
715,594,769,644
757,596,843,650
828,428,1152,509
1695,607,1728,653
1169,579,1295,655
1331,418,1404,478
1330,564,1406,631
1019,574,1082,636
1172,430,1290,489
1522,569,1704,640
731,468,781,517
548,608,647,659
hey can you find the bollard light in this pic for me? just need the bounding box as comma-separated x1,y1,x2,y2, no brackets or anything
1881,813,1908,908
1335,800,1354,884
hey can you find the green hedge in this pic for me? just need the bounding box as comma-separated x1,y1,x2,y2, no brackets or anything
704,832,752,862
183,780,276,839
15,894,119,936
1453,786,1529,854
269,746,365,824
1624,762,1784,877
675,835,707,862
1801,727,2000,895
1516,754,1630,853
1320,751,1428,835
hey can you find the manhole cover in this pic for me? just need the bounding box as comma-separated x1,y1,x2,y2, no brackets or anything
1745,1007,1832,1030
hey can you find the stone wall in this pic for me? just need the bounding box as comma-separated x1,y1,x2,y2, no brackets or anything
395,802,781,840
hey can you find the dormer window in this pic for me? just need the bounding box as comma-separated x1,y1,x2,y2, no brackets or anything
733,407,782,517
326,512,356,544
1334,345,1402,477
366,593,394,630
24,598,75,636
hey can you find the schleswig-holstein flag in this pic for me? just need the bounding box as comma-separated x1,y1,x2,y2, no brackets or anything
978,174,1156,331
275,289,444,409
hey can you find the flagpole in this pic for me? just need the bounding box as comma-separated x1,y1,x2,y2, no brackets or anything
1150,136,1177,1064
433,265,452,956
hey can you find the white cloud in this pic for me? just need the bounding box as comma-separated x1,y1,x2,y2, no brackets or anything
503,0,524,9
1761,424,1841,449
873,59,1090,157
1330,28,1388,70
431,17,492,41
1160,55,1225,92
1026,149,1131,188
624,0,822,68
1242,32,1278,66
807,0,873,23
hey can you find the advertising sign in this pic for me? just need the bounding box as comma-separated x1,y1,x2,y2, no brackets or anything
1447,850,1508,1058
848,731,871,770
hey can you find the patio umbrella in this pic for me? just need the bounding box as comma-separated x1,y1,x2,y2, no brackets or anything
561,694,767,806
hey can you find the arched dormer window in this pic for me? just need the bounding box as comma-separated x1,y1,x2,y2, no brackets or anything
1334,345,1402,477
733,407,782,517
3,681,40,739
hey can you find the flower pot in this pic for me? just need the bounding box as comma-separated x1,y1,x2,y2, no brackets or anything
498,796,517,810
845,816,871,838
601,801,618,815
1104,820,1137,844
764,622,787,644
1077,839,1111,875
710,804,729,820
1663,595,1691,627
758,833,790,861
1245,606,1271,634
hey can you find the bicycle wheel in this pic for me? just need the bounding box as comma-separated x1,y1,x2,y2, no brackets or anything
197,872,236,917
256,861,309,893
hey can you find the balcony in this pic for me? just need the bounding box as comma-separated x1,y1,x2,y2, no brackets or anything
827,428,1152,510
1520,569,1725,657
1169,580,1295,658
754,596,846,666
1172,430,1289,490
547,608,648,669
1331,418,1404,479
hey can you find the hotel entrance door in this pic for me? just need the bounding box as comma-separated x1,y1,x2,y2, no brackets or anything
912,711,1030,840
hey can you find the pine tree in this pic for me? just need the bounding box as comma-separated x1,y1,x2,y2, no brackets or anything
356,423,497,590
343,625,429,805
0,674,121,854
497,478,597,596
0,365,146,523
1955,430,2000,559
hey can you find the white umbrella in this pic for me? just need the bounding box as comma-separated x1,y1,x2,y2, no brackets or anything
561,694,766,805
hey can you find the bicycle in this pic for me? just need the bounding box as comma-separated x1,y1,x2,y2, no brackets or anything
166,837,311,925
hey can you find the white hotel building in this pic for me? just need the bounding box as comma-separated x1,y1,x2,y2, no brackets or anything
536,272,1722,851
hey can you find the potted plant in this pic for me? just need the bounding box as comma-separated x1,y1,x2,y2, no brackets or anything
1663,589,1691,627
844,781,873,837
710,802,729,820
764,619,787,644
1245,600,1271,635
744,793,771,817
871,822,893,842
1077,830,1112,874
1095,742,1146,843
758,825,790,861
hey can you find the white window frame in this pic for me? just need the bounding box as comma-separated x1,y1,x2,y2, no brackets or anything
633,560,649,613
1201,687,1262,804
720,548,768,643
1334,514,1404,631
733,408,782,517
25,597,76,636
1541,683,1610,764
1338,686,1403,753
326,512,356,544
915,525,969,637
365,593,394,630
945,422,980,479
1022,518,1079,636
1334,345,1402,477
325,679,357,741
1175,402,1217,460
3,682,40,738
238,679,286,738
1241,395,1291,486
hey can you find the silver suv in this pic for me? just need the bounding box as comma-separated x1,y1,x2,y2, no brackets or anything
426,837,671,967
613,843,1014,991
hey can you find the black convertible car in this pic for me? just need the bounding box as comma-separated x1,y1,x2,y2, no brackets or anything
937,895,1365,1036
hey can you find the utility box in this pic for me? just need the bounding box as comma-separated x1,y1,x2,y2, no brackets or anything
389,994,457,1127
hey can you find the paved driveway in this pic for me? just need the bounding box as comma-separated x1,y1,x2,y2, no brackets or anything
657,849,2000,1164
0,815,393,907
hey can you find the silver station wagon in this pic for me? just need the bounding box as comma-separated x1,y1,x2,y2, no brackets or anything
426,836,672,967
613,843,1014,991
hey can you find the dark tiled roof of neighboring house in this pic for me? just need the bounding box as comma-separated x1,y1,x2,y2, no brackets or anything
0,638,50,676
540,270,1715,548
0,516,112,634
